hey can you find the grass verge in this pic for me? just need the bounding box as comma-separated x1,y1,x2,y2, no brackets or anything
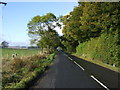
73,54,120,72
2,52,56,89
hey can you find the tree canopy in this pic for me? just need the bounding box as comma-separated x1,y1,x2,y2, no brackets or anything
61,2,119,53
1,41,9,48
27,13,61,53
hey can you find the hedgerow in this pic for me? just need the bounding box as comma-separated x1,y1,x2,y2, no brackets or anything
76,32,119,67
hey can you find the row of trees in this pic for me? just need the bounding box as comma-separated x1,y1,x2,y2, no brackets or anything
61,2,119,53
60,2,119,67
27,2,119,55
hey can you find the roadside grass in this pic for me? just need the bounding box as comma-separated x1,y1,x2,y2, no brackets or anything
73,54,120,72
2,48,56,88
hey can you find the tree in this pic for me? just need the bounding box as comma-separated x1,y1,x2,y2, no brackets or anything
61,5,83,53
62,2,120,53
27,13,61,53
62,6,83,42
80,2,120,38
79,2,103,40
1,41,9,48
38,30,60,53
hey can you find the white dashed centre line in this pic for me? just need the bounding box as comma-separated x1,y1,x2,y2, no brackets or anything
73,61,85,71
91,75,110,90
70,58,73,61
68,57,73,61
64,53,109,90
65,54,84,70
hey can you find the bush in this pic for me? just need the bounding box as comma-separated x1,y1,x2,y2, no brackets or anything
76,33,119,67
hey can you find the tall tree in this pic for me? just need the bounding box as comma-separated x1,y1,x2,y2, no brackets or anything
38,30,60,53
80,2,103,40
62,5,83,53
80,2,120,38
62,5,83,42
27,13,61,53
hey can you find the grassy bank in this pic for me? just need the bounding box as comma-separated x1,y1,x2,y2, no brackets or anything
76,33,119,72
2,49,56,88
73,54,120,72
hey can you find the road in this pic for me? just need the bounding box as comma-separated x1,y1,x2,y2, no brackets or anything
68,53,119,89
30,51,108,89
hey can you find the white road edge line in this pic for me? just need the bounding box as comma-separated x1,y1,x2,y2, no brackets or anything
73,61,85,71
91,75,110,90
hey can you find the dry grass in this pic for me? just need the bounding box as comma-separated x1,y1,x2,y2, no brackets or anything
2,52,48,87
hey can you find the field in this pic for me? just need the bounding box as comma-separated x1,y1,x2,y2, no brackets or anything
1,48,41,59
1,48,56,88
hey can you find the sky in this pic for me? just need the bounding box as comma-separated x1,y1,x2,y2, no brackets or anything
0,2,78,46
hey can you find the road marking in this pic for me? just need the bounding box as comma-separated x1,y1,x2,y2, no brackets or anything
68,57,73,61
73,61,85,71
91,75,110,90
68,57,71,60
64,53,109,90
65,54,84,70
70,58,72,60
64,54,67,57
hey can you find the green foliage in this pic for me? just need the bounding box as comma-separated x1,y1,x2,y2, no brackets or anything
38,30,60,53
62,40,77,53
62,2,119,52
80,2,102,39
76,32,119,67
61,6,83,53
61,2,119,67
27,13,61,53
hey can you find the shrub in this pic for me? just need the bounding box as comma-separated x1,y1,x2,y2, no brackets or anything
76,33,119,67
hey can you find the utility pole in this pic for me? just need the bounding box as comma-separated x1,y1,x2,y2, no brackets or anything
0,1,7,31
0,2,7,88
0,1,7,38
0,1,7,6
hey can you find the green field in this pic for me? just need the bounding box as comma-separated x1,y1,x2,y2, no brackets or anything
1,48,41,59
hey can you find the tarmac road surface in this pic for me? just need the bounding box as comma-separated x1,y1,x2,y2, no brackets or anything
30,51,106,89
